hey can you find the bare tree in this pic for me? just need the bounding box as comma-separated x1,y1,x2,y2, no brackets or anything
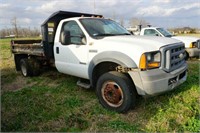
112,11,116,21
120,16,124,27
0,29,6,37
0,27,41,38
11,17,19,37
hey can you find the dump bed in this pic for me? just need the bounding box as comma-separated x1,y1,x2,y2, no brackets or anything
11,39,44,56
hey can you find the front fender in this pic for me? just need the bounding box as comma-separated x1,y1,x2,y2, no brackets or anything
88,51,137,80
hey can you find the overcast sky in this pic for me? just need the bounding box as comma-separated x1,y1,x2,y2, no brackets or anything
0,0,200,30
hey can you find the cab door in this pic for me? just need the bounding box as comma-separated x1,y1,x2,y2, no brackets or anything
54,20,89,79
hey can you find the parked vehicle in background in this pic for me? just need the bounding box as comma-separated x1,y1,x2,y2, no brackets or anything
139,27,200,59
11,11,187,113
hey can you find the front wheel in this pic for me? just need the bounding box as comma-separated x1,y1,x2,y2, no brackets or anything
185,51,189,60
96,71,136,113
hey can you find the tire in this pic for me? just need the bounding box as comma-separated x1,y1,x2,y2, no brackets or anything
96,71,137,113
29,59,41,76
185,51,189,60
20,58,32,77
20,58,41,77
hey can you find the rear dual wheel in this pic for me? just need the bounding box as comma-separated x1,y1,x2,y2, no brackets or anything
20,58,32,77
20,58,40,77
96,71,137,113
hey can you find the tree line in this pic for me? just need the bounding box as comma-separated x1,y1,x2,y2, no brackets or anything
0,27,40,38
0,16,148,38
1,16,198,38
0,17,40,38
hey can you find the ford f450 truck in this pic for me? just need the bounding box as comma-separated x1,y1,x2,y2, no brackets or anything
139,27,200,59
11,11,187,112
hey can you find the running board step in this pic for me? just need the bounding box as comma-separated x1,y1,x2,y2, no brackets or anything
77,79,91,89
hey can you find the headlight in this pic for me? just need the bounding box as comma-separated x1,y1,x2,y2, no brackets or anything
139,51,161,70
189,42,197,48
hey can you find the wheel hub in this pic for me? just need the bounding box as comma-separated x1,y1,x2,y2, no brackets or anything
102,81,123,107
21,63,27,76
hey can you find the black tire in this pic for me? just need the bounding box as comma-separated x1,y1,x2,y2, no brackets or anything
96,71,137,113
185,51,189,60
20,58,41,77
20,58,32,77
29,59,41,76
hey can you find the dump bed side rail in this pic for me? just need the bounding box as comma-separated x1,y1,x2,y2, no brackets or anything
11,39,45,56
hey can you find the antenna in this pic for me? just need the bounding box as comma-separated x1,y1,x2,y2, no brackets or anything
94,0,96,13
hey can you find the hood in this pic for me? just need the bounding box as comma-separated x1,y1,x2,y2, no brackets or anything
91,35,184,68
95,35,182,52
172,36,200,45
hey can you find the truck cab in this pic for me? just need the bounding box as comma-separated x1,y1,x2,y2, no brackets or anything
11,11,188,113
140,27,200,59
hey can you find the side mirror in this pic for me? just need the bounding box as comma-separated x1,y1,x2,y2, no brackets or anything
60,31,71,45
60,31,86,45
155,33,159,36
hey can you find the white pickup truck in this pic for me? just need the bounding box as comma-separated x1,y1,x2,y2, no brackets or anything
11,11,187,112
139,27,200,59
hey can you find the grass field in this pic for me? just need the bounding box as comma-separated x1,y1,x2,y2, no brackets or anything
1,37,200,132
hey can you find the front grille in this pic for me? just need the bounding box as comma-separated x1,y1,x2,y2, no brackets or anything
160,43,185,72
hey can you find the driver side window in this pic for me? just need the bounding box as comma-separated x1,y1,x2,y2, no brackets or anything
61,21,84,45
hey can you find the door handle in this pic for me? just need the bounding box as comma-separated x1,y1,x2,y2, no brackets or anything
56,47,59,54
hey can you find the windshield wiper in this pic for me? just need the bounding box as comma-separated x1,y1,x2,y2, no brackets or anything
93,33,116,37
115,33,131,35
93,33,131,37
165,35,173,37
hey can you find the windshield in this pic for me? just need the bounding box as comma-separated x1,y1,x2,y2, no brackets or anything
80,18,130,37
156,28,173,37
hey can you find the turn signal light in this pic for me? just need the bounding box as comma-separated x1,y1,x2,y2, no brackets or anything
147,62,160,68
189,42,196,48
139,54,147,69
